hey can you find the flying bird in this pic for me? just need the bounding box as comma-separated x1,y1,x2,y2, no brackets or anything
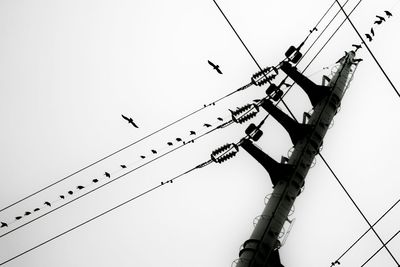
376,15,386,23
121,114,138,128
352,44,362,51
120,164,127,168
365,33,373,42
167,142,173,146
68,190,74,195
207,60,223,74
24,211,31,216
151,149,157,154
370,27,375,36
0,222,7,228
189,131,196,135
104,172,111,178
44,201,51,207
384,10,392,18
77,185,85,190
92,178,99,183
203,123,212,128
59,195,65,199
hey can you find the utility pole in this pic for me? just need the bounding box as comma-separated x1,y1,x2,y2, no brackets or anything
234,50,360,267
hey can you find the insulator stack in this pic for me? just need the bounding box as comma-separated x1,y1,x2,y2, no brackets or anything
211,143,239,164
253,74,277,86
252,67,272,80
230,104,259,124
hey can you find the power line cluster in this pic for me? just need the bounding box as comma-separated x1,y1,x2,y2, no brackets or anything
1,0,399,266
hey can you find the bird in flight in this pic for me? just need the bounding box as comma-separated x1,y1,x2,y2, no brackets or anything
384,10,392,18
365,33,373,42
121,114,138,128
375,15,386,24
208,60,223,74
0,222,7,228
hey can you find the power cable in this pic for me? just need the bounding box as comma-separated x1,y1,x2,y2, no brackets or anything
0,162,204,266
333,197,400,264
360,230,400,267
318,153,400,266
334,0,400,99
0,82,252,214
0,119,229,239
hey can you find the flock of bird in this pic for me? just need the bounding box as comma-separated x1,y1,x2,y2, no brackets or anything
0,98,229,229
353,10,393,50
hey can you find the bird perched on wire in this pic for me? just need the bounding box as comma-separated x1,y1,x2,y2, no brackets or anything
92,178,99,183
208,60,223,74
370,27,375,36
44,201,51,207
384,10,392,18
203,123,212,128
352,44,362,51
365,33,373,42
120,164,127,168
151,149,157,154
104,172,111,178
77,185,85,190
33,208,40,212
121,114,138,128
190,130,196,135
24,211,31,216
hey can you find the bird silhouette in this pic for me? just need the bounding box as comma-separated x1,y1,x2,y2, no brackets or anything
121,114,138,128
370,27,375,36
77,185,85,190
217,117,223,121
0,222,7,228
140,155,146,159
374,19,383,25
33,208,40,212
176,138,182,142
59,195,65,199
44,201,51,207
15,216,22,220
151,149,157,154
24,211,31,216
384,10,392,18
376,15,386,23
203,123,212,128
365,33,373,42
68,190,74,195
120,164,127,168
167,142,173,146
92,178,99,183
352,44,362,51
207,60,223,74
104,172,111,178
190,131,196,135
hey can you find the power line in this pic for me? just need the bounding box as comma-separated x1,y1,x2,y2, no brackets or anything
333,197,400,264
0,82,251,214
0,122,227,239
318,153,400,266
0,163,203,266
334,0,400,99
360,230,400,267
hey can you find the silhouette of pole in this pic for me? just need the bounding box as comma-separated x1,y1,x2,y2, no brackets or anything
236,51,358,267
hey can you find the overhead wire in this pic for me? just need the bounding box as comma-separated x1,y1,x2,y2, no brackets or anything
0,114,237,239
0,162,204,266
318,153,400,266
360,230,400,267
0,81,253,214
333,197,400,264
334,0,400,98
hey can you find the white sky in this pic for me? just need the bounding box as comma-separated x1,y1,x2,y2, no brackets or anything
0,0,399,266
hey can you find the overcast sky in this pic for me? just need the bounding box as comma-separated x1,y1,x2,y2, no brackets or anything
0,0,399,266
